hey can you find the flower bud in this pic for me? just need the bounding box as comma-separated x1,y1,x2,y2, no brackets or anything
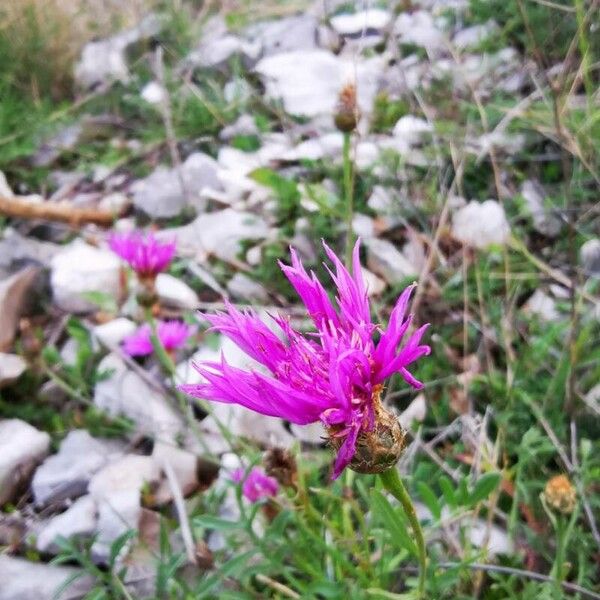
543,474,576,515
334,83,360,133
264,447,298,490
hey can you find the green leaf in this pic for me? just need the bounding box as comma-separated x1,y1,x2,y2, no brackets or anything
468,472,502,506
416,481,442,520
193,515,243,531
371,489,418,557
439,476,457,507
196,551,255,597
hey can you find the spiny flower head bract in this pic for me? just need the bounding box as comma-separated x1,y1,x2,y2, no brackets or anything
109,230,176,278
181,241,430,479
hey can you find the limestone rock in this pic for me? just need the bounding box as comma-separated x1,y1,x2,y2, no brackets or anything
0,419,50,506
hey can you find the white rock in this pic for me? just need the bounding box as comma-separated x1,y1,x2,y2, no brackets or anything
0,266,42,350
365,238,417,284
0,419,50,505
131,152,221,218
98,192,130,213
94,354,185,442
141,81,167,105
246,14,319,56
0,555,93,600
452,21,499,49
32,430,124,505
581,239,600,277
255,50,385,118
281,132,343,161
93,318,137,348
152,441,199,504
92,489,142,563
352,214,375,239
0,353,26,387
394,11,446,53
50,240,121,313
227,273,269,302
521,180,561,237
36,495,97,553
0,170,14,197
522,289,560,322
399,394,427,429
393,115,433,147
89,455,161,501
223,77,253,103
219,114,258,141
155,273,199,309
290,422,325,445
361,267,387,296
331,9,391,35
468,518,513,556
160,209,270,263
75,15,161,89
452,200,510,249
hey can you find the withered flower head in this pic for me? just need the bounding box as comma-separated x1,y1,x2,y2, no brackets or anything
334,82,360,133
264,447,298,489
543,474,576,515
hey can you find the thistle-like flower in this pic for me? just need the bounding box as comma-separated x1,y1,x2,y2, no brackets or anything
232,467,279,503
181,241,430,479
122,320,193,357
109,231,176,280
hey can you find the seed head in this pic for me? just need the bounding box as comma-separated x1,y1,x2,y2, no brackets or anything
334,83,360,133
543,474,576,515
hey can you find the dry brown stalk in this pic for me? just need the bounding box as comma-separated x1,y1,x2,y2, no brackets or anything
0,195,118,227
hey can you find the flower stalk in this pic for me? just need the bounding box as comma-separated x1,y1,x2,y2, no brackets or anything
379,467,427,599
342,131,355,267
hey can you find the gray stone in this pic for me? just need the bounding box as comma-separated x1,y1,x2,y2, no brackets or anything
255,49,384,118
0,555,93,600
89,455,161,501
92,318,137,348
50,240,121,313
0,266,42,351
152,441,199,505
219,114,258,142
0,170,13,197
330,8,391,36
36,495,97,553
155,274,199,310
394,11,446,54
365,238,417,284
32,430,124,506
75,14,162,89
184,16,260,71
0,419,50,506
0,354,27,387
226,273,269,302
522,289,560,322
131,152,221,218
581,239,600,277
451,200,510,249
452,21,499,49
520,179,562,237
246,14,319,56
159,208,270,263
94,354,184,442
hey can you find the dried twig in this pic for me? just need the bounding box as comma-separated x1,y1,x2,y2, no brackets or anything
0,195,118,227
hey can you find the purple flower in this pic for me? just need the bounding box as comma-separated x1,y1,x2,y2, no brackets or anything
232,467,279,502
181,241,430,479
109,231,175,278
122,320,194,357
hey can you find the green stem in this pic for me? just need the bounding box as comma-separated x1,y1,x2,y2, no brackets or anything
379,468,427,598
342,131,355,267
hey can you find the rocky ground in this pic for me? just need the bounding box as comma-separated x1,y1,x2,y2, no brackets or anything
0,0,599,598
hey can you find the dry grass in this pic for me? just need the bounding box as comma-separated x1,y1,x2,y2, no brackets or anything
0,0,155,100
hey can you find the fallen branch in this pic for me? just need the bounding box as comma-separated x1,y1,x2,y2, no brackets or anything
0,195,119,227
